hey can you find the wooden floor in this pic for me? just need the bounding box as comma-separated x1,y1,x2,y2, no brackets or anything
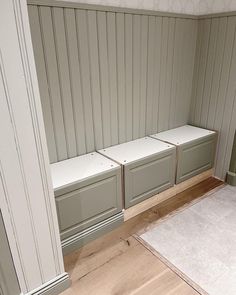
62,177,223,295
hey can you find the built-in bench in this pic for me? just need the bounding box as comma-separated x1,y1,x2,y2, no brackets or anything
50,125,217,253
50,152,123,254
98,137,176,208
150,125,217,183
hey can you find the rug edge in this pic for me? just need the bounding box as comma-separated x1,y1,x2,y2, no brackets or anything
136,183,225,236
134,234,209,295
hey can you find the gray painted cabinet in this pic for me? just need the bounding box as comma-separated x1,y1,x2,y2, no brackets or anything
56,170,122,240
50,153,123,253
125,151,176,207
99,137,176,208
151,125,217,183
176,135,217,183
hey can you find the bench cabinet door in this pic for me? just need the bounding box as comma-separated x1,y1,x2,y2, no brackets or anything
176,134,217,184
124,148,176,208
56,169,122,240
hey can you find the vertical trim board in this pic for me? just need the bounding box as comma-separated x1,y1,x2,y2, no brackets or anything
1,1,66,293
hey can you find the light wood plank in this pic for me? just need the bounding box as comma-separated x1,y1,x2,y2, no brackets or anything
168,282,199,295
131,269,182,295
66,241,167,295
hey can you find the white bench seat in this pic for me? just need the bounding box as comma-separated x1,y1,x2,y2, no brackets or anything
51,152,120,193
99,137,176,208
150,125,217,183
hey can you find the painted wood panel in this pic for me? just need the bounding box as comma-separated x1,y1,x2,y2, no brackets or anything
1,1,67,293
190,16,236,179
28,3,197,163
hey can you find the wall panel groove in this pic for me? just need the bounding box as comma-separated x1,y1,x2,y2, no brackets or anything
28,2,197,163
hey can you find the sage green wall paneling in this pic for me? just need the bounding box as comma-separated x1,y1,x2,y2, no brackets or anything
116,13,126,144
107,12,119,145
64,8,87,155
139,15,148,138
176,19,197,126
53,7,78,158
125,13,133,141
145,16,155,135
40,6,68,161
87,10,104,149
27,5,58,162
76,9,95,152
190,16,236,179
28,3,198,163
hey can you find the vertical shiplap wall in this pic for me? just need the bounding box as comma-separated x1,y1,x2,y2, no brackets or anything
190,16,236,179
28,3,197,163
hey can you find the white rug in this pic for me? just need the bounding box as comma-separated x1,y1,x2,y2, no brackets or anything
139,185,236,295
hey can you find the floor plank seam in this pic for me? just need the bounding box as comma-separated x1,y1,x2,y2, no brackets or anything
71,240,135,282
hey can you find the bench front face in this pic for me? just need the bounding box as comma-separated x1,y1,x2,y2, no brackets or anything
176,133,217,184
124,148,176,208
55,168,122,240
